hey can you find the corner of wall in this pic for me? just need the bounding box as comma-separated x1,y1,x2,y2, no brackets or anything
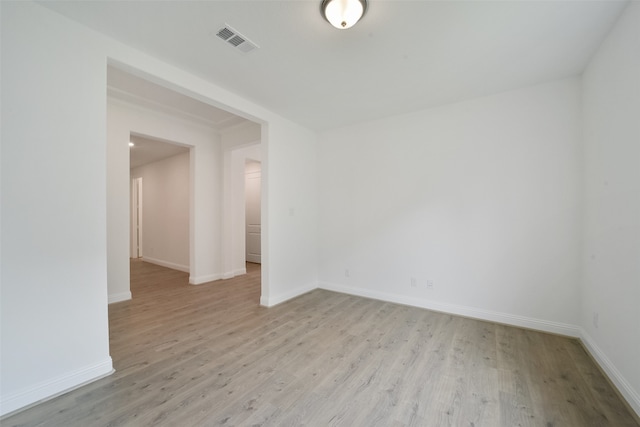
318,281,581,338
0,359,114,417
579,328,640,417
259,281,318,307
108,292,132,304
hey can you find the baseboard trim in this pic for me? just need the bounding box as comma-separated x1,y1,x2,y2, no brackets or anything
317,282,580,337
222,268,247,280
142,256,189,273
260,282,317,307
108,292,132,304
189,273,222,285
579,329,640,418
0,358,114,417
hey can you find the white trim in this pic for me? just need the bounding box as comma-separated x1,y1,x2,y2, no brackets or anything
260,282,317,307
189,273,222,285
108,292,132,304
318,281,580,337
580,329,640,417
222,268,247,279
141,256,189,273
0,359,114,417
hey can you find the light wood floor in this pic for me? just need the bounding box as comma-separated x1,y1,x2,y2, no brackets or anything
3,260,638,426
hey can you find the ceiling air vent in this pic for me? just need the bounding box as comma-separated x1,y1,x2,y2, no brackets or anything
215,25,259,54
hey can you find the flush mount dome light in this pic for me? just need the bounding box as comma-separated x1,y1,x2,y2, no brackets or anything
321,0,367,29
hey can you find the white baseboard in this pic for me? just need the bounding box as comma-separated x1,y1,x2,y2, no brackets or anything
142,256,189,273
222,268,247,280
0,358,114,417
580,329,640,417
317,282,580,337
189,273,222,285
191,268,247,284
108,292,132,304
260,282,317,307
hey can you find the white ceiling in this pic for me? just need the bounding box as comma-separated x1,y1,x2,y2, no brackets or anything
129,135,189,169
43,0,628,131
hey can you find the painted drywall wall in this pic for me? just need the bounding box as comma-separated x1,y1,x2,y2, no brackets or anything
581,2,640,415
318,78,582,334
1,1,318,415
221,122,261,151
262,123,319,306
106,97,134,303
0,2,113,415
131,152,190,272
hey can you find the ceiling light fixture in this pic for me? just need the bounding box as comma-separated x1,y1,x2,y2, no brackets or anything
321,0,367,29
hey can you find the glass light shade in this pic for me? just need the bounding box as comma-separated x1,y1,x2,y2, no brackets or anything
322,0,367,29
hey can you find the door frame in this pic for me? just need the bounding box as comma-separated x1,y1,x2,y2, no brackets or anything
131,176,143,258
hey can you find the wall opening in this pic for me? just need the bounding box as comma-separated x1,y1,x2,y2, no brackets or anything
107,62,267,306
245,160,262,264
129,133,191,273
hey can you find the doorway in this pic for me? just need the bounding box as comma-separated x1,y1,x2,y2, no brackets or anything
245,160,261,264
107,64,265,305
132,177,143,258
129,134,190,273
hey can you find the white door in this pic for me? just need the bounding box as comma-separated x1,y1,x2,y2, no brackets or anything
245,161,261,264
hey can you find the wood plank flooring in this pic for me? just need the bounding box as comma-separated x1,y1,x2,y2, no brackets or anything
3,260,638,426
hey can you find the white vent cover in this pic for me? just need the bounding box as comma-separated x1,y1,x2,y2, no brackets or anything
215,25,259,54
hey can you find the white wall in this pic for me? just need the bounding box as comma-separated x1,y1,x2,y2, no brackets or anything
1,2,113,415
131,152,190,272
221,122,261,151
318,78,583,335
581,2,640,415
106,97,133,303
262,123,319,306
1,1,319,415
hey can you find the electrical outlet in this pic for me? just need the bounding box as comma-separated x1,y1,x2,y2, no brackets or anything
345,269,350,278
593,312,599,329
410,277,417,287
426,280,434,290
